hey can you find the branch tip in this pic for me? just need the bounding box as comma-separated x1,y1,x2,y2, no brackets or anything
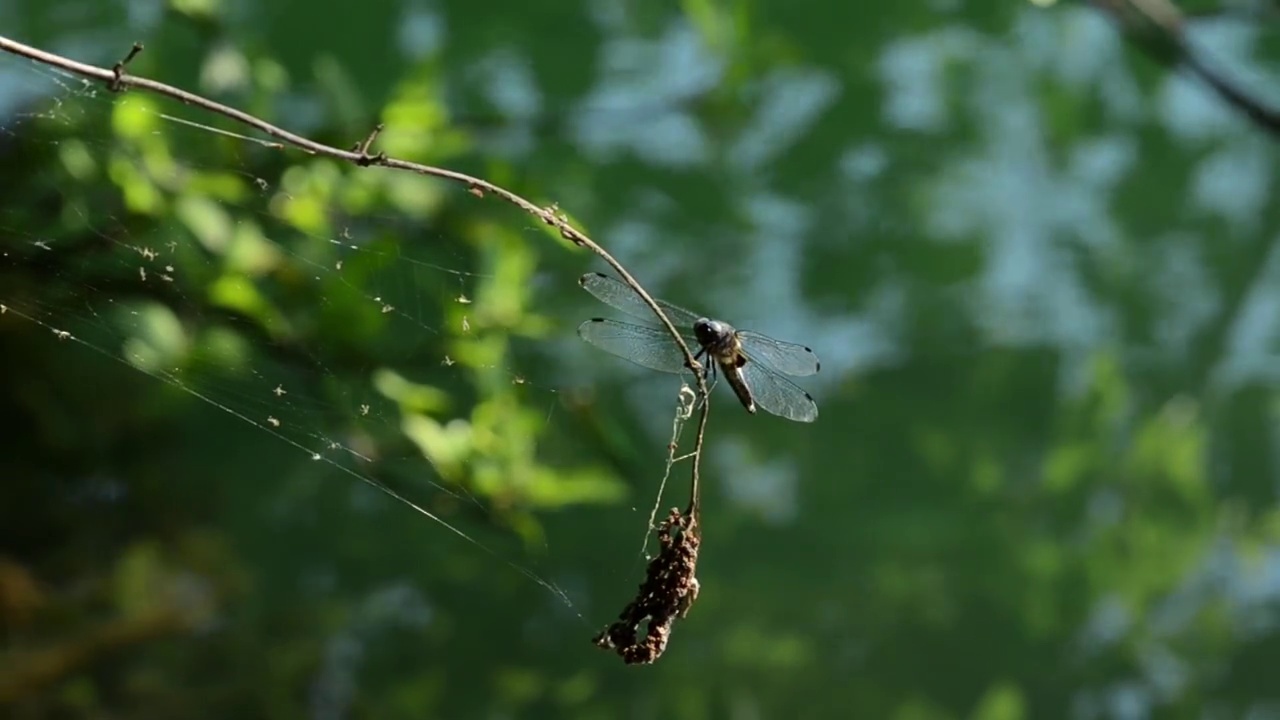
107,42,144,92
351,124,386,166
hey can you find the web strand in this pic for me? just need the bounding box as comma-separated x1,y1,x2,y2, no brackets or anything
0,38,714,648
0,52,584,616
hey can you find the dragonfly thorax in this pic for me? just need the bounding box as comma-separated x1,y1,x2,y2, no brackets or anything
693,317,739,358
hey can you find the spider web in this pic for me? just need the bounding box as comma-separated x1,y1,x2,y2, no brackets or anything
0,53,638,618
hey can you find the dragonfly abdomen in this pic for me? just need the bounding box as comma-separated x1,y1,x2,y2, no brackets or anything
721,362,757,414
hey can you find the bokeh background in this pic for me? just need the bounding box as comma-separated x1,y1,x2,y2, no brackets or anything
4,0,1280,718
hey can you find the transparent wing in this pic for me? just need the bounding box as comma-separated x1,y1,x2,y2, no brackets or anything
742,360,819,423
738,331,821,377
579,272,701,327
577,319,692,374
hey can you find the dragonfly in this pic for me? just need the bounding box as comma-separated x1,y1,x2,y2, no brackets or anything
576,272,820,423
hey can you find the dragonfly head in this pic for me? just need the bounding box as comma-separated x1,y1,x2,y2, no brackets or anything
693,317,737,355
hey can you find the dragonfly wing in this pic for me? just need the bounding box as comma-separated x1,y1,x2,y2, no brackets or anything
741,359,819,422
579,273,701,327
738,331,820,377
578,319,693,374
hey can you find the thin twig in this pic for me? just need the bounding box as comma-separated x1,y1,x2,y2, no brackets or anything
642,385,697,559
0,36,708,404
0,32,713,664
686,388,711,520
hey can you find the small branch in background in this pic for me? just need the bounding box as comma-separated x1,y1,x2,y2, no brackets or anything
1084,0,1280,385
1089,0,1280,137
0,607,190,704
0,34,712,662
1181,1,1280,22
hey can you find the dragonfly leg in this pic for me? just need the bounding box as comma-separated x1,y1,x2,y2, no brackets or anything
688,347,710,376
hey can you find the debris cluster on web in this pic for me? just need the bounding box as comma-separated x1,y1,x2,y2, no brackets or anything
592,507,700,664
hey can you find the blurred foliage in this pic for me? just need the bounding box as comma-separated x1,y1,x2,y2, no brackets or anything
3,0,1280,718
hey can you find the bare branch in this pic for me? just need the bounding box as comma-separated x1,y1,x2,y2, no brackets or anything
0,35,705,398
0,33,713,660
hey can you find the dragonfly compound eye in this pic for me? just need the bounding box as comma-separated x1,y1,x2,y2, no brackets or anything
693,318,728,347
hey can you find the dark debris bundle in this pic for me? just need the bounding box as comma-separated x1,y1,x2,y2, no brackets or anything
592,507,701,665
